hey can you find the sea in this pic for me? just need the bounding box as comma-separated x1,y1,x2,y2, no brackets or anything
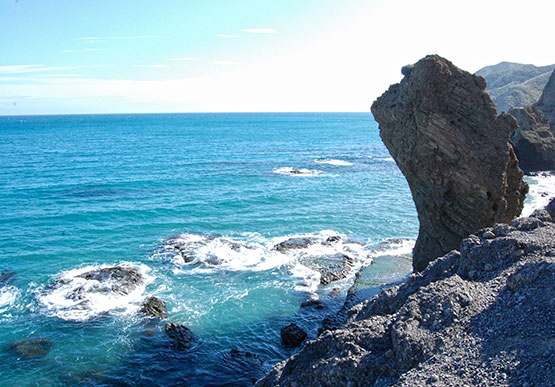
0,113,551,386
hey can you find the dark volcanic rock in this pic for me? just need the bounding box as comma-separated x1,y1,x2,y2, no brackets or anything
165,322,194,350
77,266,143,295
371,55,528,271
273,237,319,253
257,202,555,387
11,338,53,358
306,253,354,285
508,105,555,173
140,296,167,318
280,323,307,348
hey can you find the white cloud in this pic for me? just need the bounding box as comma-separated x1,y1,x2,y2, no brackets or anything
78,35,161,44
216,34,240,38
242,28,277,34
0,65,76,74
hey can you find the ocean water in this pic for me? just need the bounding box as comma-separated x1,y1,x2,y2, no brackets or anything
0,113,548,386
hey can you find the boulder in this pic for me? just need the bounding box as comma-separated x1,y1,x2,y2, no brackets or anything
273,237,319,253
371,55,528,271
508,106,555,172
140,296,167,318
165,322,194,350
280,323,307,348
77,266,143,295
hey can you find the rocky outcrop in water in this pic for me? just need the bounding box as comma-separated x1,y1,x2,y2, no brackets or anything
371,55,528,272
475,62,555,113
140,296,167,318
257,201,555,386
280,323,307,348
77,266,143,295
165,322,194,350
508,105,555,173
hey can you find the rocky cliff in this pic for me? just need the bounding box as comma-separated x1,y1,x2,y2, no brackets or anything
371,55,528,272
535,68,555,124
257,201,555,386
508,105,555,173
475,62,555,113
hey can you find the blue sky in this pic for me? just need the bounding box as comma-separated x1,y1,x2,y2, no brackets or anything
1,0,553,115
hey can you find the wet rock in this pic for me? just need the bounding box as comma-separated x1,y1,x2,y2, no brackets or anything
77,266,143,295
273,237,319,253
165,322,194,350
300,298,324,309
11,337,53,358
371,55,528,271
508,105,555,173
140,296,167,318
280,323,307,348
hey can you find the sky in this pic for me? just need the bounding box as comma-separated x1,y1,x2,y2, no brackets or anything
0,0,553,115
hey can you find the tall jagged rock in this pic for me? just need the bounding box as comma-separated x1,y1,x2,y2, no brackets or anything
371,55,528,272
535,68,555,124
508,105,555,173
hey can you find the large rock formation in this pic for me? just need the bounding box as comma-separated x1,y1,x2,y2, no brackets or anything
257,203,555,386
371,55,528,272
508,105,555,173
475,62,554,113
534,67,555,124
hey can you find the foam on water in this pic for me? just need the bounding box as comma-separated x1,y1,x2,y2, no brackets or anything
522,172,555,216
314,159,353,166
272,166,324,176
37,263,153,321
0,286,19,314
368,156,395,162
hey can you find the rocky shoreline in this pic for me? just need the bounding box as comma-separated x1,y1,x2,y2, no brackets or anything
257,201,555,386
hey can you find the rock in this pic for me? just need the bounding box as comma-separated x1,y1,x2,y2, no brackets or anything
508,105,555,173
482,230,495,239
77,266,143,295
11,338,53,358
165,323,194,350
371,55,528,271
280,323,307,348
257,205,555,387
535,68,555,124
475,62,555,114
273,237,319,253
307,253,354,285
140,296,167,318
547,197,555,218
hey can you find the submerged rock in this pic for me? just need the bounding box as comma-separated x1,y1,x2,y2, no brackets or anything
307,253,354,285
371,55,528,271
165,322,194,350
280,323,307,348
11,337,53,358
77,266,143,295
229,348,264,366
140,296,167,318
0,269,16,286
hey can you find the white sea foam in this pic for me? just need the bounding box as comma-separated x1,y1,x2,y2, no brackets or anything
314,159,353,166
368,238,414,260
522,172,555,217
368,156,395,162
272,167,324,176
38,263,153,321
0,286,19,314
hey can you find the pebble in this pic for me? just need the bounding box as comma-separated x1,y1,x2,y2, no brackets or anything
427,374,439,383
483,230,495,239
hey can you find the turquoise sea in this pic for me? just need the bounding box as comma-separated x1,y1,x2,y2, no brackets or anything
0,113,544,386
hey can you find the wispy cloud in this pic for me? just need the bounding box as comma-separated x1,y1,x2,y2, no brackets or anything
169,57,197,61
212,60,237,65
242,28,277,34
216,34,240,38
0,65,76,74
